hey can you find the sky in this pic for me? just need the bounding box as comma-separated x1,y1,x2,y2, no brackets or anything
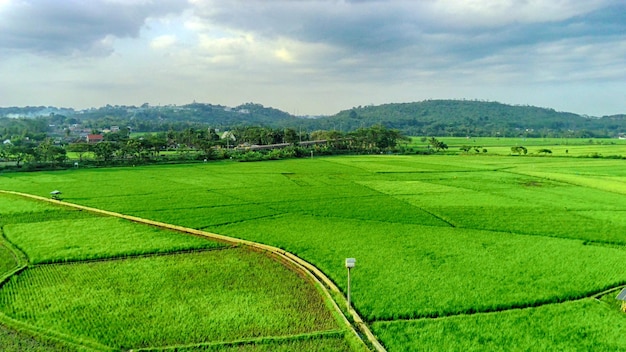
0,0,625,116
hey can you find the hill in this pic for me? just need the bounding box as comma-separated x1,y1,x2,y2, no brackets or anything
1,100,625,138
319,100,626,138
75,102,302,131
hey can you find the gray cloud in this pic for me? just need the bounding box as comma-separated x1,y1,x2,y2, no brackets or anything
190,0,626,78
193,1,426,52
193,1,624,46
1,0,625,116
0,0,189,55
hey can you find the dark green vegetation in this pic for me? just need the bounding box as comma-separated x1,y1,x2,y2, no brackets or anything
330,100,626,137
0,103,298,137
0,123,407,171
2,152,626,350
4,99,626,172
3,100,626,139
0,193,352,351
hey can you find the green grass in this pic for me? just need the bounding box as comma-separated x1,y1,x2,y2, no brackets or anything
372,299,626,351
133,203,282,229
0,248,342,350
0,191,226,265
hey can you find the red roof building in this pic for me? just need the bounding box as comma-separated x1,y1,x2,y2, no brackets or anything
86,134,104,143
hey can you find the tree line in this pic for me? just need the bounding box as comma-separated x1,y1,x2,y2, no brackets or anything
0,125,408,171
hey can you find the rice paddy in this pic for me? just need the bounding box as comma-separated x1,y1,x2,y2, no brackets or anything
0,193,353,351
1,139,626,350
0,249,342,349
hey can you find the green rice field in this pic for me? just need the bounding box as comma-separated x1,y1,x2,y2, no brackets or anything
372,299,626,351
4,216,223,264
2,139,626,350
0,193,353,351
0,250,342,349
408,136,626,157
0,244,18,278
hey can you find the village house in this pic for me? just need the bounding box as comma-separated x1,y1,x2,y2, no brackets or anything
86,134,104,143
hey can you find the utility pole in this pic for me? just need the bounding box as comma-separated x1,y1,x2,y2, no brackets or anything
345,258,356,310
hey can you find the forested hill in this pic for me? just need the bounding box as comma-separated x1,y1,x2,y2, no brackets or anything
75,102,301,131
1,100,625,138
0,102,301,134
318,100,626,138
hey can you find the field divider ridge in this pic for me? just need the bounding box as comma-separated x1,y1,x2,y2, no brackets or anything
592,285,626,301
367,282,626,325
0,190,385,352
0,228,29,288
27,245,236,267
133,329,347,351
0,228,29,269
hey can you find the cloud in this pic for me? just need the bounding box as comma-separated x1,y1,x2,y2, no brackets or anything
190,1,621,48
1,0,625,116
150,34,177,50
0,0,189,56
274,48,294,63
122,0,621,105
